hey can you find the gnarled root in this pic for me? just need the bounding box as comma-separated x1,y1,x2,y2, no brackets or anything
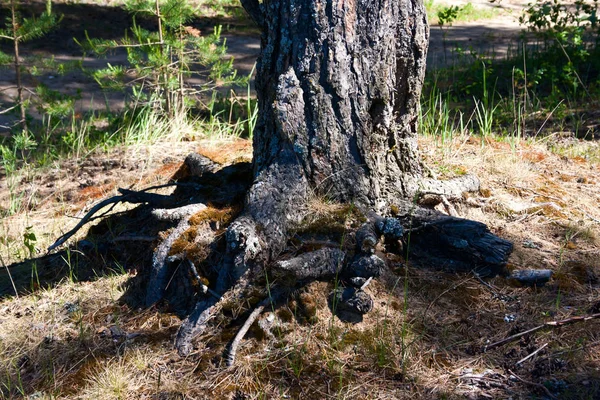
406,215,513,277
175,160,307,356
272,248,346,281
130,159,512,363
176,269,253,356
146,203,208,306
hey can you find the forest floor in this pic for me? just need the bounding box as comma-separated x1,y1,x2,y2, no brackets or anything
2,0,600,399
1,132,599,399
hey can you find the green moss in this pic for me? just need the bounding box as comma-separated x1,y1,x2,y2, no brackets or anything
188,206,239,226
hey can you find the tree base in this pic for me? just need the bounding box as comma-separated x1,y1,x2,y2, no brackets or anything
152,156,511,363
47,153,512,365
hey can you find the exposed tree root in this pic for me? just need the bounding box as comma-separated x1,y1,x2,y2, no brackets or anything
172,177,509,362
272,248,345,281
175,269,252,356
48,183,199,251
146,203,208,306
419,174,481,202
48,152,513,366
226,287,287,367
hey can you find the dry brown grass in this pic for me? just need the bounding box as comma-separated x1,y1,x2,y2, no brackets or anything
1,133,599,399
0,140,200,267
196,138,252,165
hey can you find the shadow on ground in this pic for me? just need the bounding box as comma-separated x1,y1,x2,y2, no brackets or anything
0,160,252,302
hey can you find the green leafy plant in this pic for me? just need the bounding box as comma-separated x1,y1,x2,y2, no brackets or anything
519,0,599,96
437,5,462,27
81,0,239,118
22,226,39,291
438,5,461,63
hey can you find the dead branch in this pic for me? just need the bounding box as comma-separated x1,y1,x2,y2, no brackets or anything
485,313,600,351
48,195,128,251
47,183,194,251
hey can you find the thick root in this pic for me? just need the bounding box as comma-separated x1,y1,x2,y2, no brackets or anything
175,297,219,356
175,270,252,356
328,287,373,323
272,248,346,281
146,203,208,306
419,174,480,202
406,215,513,277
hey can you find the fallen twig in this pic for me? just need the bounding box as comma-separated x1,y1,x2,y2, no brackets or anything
440,195,459,217
515,342,548,365
485,313,600,351
0,253,18,298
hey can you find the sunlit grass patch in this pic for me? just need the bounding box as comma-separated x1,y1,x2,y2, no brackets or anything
425,0,500,25
80,357,140,400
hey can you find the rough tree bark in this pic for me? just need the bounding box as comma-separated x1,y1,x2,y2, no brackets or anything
248,0,428,209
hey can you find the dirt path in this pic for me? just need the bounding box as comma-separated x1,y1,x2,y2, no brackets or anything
0,0,529,133
219,0,533,78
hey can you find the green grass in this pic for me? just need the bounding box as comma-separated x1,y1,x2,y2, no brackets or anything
425,1,500,25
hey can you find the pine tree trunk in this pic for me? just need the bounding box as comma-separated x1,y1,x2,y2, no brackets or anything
222,0,431,270
249,0,429,210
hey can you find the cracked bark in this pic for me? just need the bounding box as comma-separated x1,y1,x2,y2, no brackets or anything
251,0,429,210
